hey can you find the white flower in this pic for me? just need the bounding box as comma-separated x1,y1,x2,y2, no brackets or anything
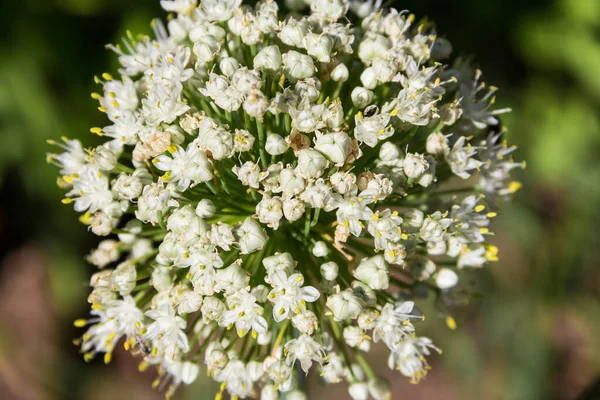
284,334,325,373
234,129,255,153
236,218,267,254
153,144,213,191
326,290,363,321
256,195,284,229
233,161,263,188
292,310,319,335
220,288,267,337
263,252,297,276
403,153,429,179
211,222,236,251
283,198,306,222
420,211,453,243
112,173,143,201
446,136,483,179
145,304,189,357
267,270,320,321
297,149,328,179
110,261,136,295
201,0,241,21
283,51,316,81
160,0,196,14
426,132,450,155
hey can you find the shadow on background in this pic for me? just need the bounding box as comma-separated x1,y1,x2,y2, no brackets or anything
0,0,598,399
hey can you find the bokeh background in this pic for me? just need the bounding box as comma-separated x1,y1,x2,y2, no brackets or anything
1,0,599,399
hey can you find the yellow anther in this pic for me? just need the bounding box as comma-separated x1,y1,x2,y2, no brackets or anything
151,347,158,356
138,361,149,372
98,107,107,113
486,212,497,218
140,327,148,335
508,181,522,193
474,205,485,212
401,233,408,240
104,352,113,364
167,144,177,153
371,213,379,221
91,93,101,100
79,211,91,225
238,329,245,337
74,319,87,327
390,108,399,116
446,316,457,330
112,100,120,108
252,330,257,339
479,227,489,234
102,73,113,81
61,198,73,204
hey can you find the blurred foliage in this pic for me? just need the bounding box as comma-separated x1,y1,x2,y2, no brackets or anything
0,0,599,399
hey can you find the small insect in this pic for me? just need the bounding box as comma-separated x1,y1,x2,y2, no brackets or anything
364,105,378,118
133,333,152,356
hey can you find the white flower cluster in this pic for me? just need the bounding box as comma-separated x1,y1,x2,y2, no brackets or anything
49,0,523,398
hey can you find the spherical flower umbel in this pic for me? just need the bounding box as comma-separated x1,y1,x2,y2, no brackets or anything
49,1,522,398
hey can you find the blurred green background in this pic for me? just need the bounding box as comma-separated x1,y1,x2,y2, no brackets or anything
0,0,599,399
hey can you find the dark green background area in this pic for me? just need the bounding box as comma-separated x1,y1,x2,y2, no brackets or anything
0,1,598,399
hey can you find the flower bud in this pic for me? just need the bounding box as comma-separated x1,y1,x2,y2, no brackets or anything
331,63,349,82
378,141,401,162
312,241,330,257
283,51,316,81
265,133,288,155
435,268,458,289
297,149,328,179
151,266,172,292
254,45,282,72
315,131,351,165
303,33,334,62
180,361,200,385
320,261,339,280
326,290,363,321
351,87,374,109
368,377,391,400
195,198,216,218
360,67,378,89
349,382,369,400
219,57,240,77
279,19,308,48
236,218,267,254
